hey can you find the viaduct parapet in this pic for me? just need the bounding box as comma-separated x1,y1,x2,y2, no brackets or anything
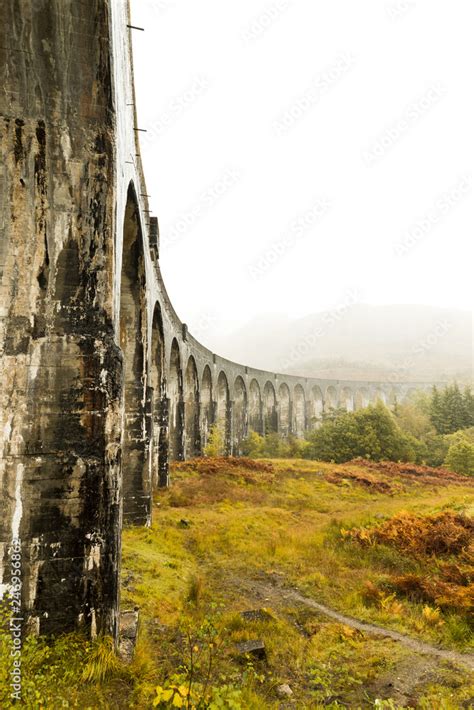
0,0,431,640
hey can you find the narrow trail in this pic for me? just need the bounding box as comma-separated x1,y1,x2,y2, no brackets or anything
237,574,474,672
286,588,474,671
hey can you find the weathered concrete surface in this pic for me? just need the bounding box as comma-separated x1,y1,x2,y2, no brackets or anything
0,0,432,641
0,0,123,639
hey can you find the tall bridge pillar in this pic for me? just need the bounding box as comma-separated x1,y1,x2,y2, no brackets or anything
0,0,122,637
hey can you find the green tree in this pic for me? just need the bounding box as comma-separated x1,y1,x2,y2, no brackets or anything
304,402,415,464
261,432,288,458
429,385,445,433
394,400,433,440
286,434,309,458
463,387,474,428
444,438,474,476
446,383,466,432
420,432,450,467
240,430,264,458
429,383,473,435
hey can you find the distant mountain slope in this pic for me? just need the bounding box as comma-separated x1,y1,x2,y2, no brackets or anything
210,305,472,382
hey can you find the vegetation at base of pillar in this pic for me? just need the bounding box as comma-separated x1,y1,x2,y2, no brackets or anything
241,430,308,459
203,423,225,457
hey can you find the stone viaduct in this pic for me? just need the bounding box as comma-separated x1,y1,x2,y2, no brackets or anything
0,0,430,642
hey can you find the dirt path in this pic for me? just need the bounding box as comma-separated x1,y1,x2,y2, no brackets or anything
285,588,474,671
236,573,474,672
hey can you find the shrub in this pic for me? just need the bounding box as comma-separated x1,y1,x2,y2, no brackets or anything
240,431,309,459
240,430,264,458
343,511,473,557
304,403,416,463
204,424,225,457
444,437,474,476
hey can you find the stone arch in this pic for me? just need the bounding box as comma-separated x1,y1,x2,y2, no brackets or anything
354,387,369,410
294,384,306,438
233,376,247,455
309,385,323,428
325,385,338,412
278,383,291,437
150,302,168,488
263,381,277,434
168,338,184,460
120,183,149,525
249,379,263,434
216,371,231,454
386,387,398,409
373,388,386,405
339,386,354,412
184,355,200,458
200,365,213,449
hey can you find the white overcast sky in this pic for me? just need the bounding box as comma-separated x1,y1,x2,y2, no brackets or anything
130,0,473,341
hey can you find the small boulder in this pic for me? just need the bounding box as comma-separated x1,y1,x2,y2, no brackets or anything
276,683,293,698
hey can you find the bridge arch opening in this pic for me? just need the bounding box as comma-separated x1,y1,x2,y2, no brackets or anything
216,371,231,454
373,388,386,405
309,386,323,428
354,387,369,410
278,383,291,437
200,365,213,449
233,376,247,454
263,381,277,434
184,356,200,458
294,384,306,438
249,379,263,434
387,387,398,409
150,302,168,488
168,338,184,460
325,385,338,413
120,183,149,525
340,386,354,412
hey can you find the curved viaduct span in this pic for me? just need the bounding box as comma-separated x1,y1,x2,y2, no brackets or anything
0,0,429,640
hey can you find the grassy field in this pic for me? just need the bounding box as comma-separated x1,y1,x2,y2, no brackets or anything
1,457,473,708
119,457,474,708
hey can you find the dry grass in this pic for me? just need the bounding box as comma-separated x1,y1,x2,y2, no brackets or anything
342,510,473,556
119,457,474,707
347,458,474,487
343,510,474,623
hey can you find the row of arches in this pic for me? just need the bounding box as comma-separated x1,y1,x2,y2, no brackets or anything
118,183,415,526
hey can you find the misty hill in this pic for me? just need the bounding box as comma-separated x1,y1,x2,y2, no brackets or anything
210,305,472,383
